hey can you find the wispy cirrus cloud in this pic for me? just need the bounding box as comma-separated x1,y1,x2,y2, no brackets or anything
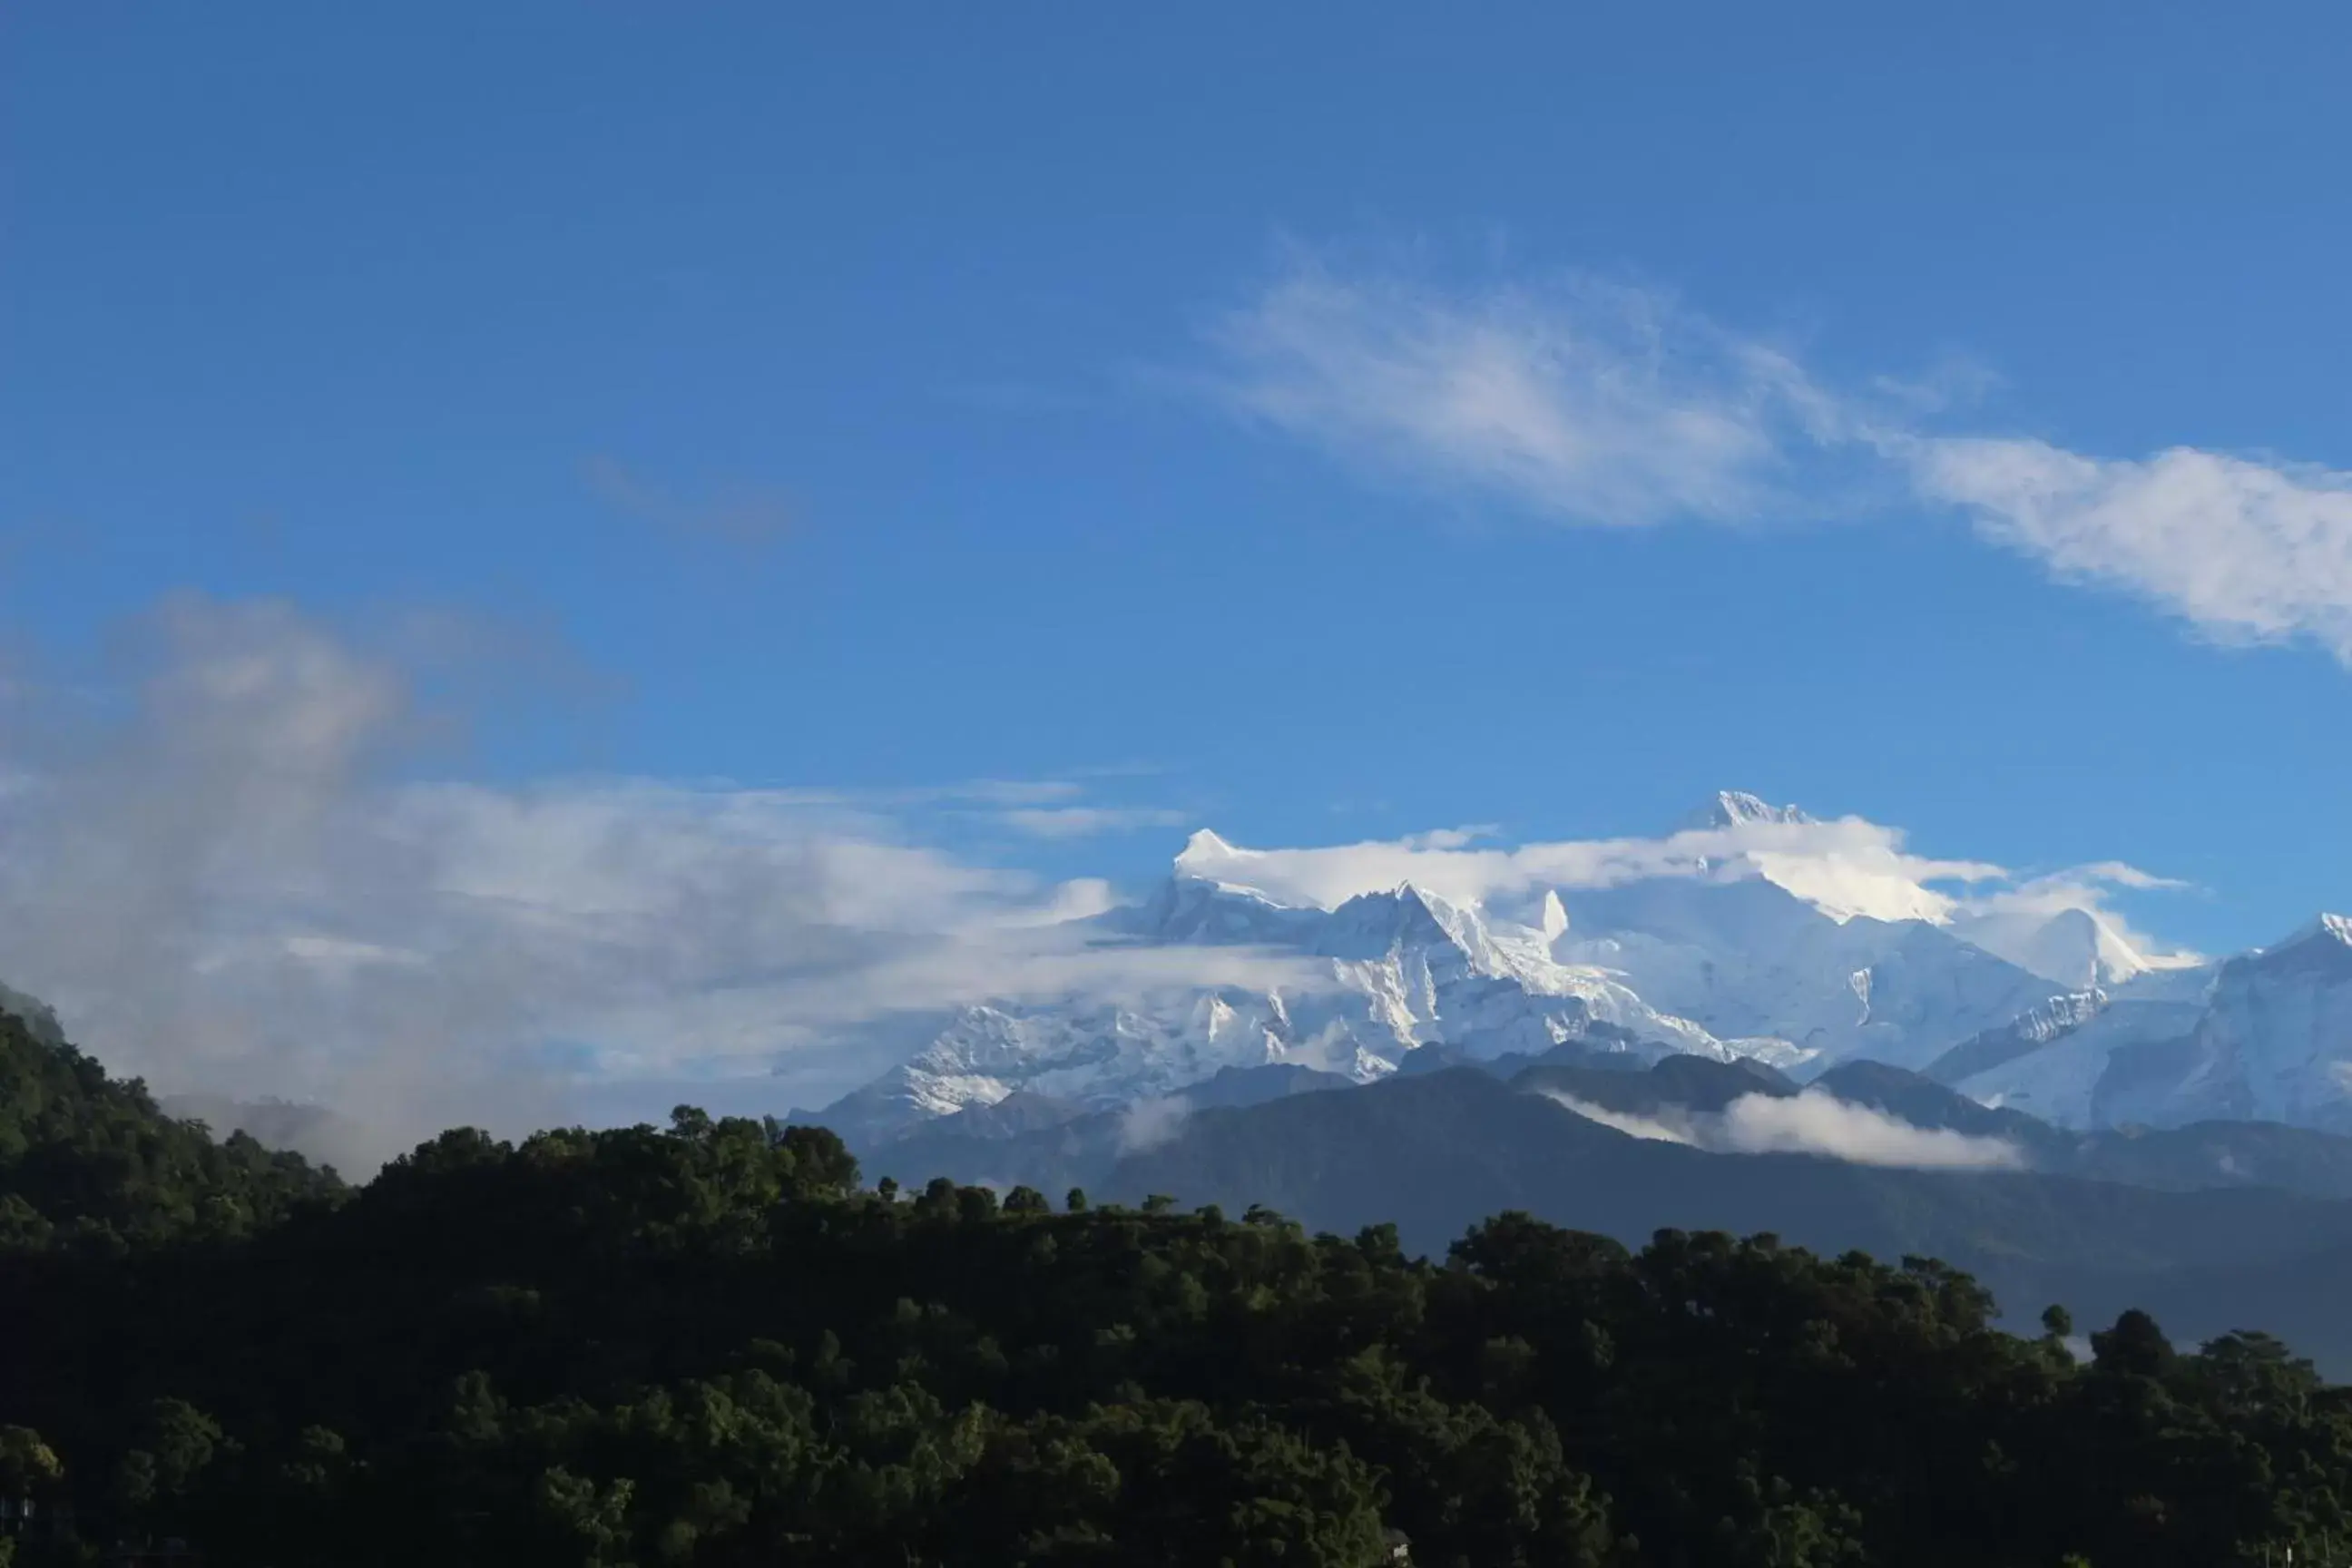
1205,254,1843,528
1203,249,2352,666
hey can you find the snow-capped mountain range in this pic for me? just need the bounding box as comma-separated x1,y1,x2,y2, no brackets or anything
818,793,2350,1143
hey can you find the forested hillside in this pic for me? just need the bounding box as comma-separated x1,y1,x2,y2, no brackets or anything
3,1009,2349,1567
0,1012,342,1251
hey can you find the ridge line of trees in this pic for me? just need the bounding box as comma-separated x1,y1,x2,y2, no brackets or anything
2,1008,2345,1567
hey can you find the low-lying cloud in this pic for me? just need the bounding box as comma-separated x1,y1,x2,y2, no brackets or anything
1117,1094,1191,1155
1715,1090,2024,1170
1541,1086,2024,1171
0,596,1321,1169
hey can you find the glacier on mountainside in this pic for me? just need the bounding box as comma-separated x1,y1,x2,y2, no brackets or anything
1945,922,2352,1132
1553,875,2062,1071
2093,917,2352,1132
1925,989,2116,1087
1944,985,2210,1128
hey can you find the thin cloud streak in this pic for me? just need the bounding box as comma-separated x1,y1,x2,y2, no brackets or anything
997,806,1194,839
585,455,796,550
1538,1092,1694,1145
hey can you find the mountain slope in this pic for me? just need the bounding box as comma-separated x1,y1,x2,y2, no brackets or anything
814,988,1338,1144
1945,919,2352,1132
1105,1067,2352,1370
2103,916,2352,1131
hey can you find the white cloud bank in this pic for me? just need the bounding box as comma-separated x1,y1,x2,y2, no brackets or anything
0,597,1316,1167
1175,819,2187,963
1208,251,2352,665
1180,817,1996,923
1540,1087,2025,1171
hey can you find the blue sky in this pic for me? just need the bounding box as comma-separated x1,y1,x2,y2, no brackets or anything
5,5,2351,1122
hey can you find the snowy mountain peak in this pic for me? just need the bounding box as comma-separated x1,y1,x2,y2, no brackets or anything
1319,883,1468,956
1172,828,1255,890
2266,913,2352,952
2035,907,2149,985
2247,914,2352,975
1944,905,2177,989
1124,874,1317,946
1540,889,1570,943
1182,828,1237,860
1684,790,1817,832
